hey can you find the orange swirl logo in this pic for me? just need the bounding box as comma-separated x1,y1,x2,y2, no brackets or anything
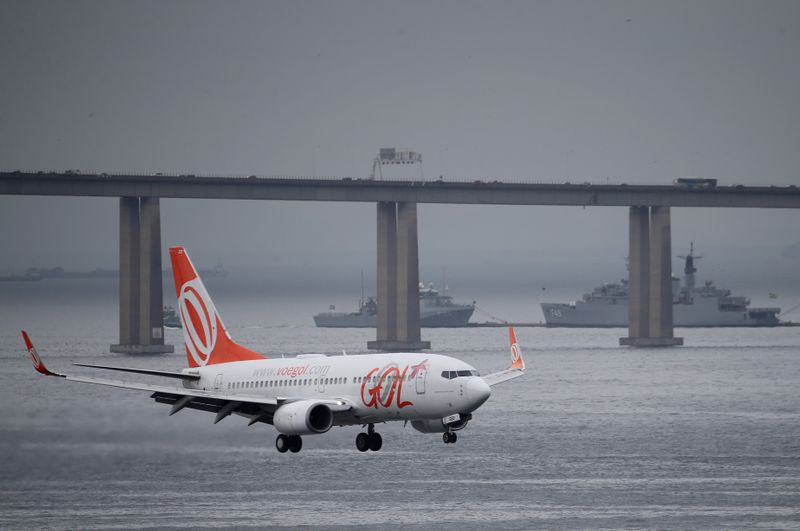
29,346,43,371
178,278,219,366
511,343,520,363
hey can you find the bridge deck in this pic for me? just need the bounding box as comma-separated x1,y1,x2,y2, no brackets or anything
1,171,798,208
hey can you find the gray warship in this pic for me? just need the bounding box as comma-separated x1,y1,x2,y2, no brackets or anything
163,306,182,329
541,244,781,327
314,283,475,328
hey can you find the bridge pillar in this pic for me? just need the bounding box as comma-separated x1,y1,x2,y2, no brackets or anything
620,206,683,347
368,201,430,351
116,197,140,346
626,206,650,339
374,201,398,344
111,197,173,354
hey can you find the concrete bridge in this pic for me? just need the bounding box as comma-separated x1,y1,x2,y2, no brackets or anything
3,170,799,352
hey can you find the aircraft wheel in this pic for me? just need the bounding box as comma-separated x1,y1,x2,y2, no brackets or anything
356,432,369,452
450,432,457,444
368,432,383,452
442,432,450,444
289,435,303,453
276,434,289,453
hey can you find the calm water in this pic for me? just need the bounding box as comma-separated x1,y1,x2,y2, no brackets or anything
1,277,799,529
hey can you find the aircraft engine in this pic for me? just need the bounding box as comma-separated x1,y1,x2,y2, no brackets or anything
411,415,470,434
272,400,334,435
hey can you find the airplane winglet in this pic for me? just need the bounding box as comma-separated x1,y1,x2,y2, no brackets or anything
508,326,525,371
483,326,526,386
21,330,64,378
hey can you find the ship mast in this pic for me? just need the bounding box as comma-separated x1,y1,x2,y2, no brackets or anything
678,242,703,293
360,267,365,307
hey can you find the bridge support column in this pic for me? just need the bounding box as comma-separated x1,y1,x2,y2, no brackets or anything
111,197,173,354
373,202,398,344
368,201,430,351
626,206,650,339
620,206,683,347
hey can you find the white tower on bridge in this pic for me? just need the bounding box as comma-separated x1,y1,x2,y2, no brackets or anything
370,148,424,181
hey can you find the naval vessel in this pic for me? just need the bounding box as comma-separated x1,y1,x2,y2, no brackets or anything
314,283,475,328
541,244,781,327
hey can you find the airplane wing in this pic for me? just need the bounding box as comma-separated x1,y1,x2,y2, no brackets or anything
483,326,526,387
21,330,352,426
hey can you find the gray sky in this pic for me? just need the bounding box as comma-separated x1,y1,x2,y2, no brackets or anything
1,0,798,272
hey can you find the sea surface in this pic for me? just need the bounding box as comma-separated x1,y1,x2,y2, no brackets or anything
1,276,799,529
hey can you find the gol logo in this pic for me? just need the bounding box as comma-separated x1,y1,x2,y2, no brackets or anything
178,278,219,366
361,359,428,409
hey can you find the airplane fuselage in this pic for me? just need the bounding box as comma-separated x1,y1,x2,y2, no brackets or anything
186,352,491,426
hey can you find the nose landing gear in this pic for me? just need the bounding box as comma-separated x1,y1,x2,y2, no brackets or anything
356,424,383,452
276,434,303,453
442,432,457,444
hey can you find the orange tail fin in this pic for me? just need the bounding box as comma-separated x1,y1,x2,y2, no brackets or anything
508,326,525,371
169,246,265,368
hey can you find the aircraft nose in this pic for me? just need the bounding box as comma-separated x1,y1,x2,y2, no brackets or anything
465,377,492,410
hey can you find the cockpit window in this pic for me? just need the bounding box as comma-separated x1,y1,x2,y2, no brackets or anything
441,370,479,379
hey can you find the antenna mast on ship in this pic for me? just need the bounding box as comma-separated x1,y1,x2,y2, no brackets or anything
678,242,703,293
360,267,365,307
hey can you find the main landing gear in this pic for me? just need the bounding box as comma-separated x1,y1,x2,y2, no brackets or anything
356,424,382,452
442,432,458,444
276,434,302,453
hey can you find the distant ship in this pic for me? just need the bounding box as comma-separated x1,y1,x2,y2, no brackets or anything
314,283,475,328
0,268,42,282
30,266,117,279
541,244,781,327
199,263,228,278
163,306,182,328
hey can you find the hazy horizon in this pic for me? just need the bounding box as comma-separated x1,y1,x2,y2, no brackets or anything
1,1,798,283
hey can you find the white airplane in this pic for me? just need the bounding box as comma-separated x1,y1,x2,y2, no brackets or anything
21,246,525,453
